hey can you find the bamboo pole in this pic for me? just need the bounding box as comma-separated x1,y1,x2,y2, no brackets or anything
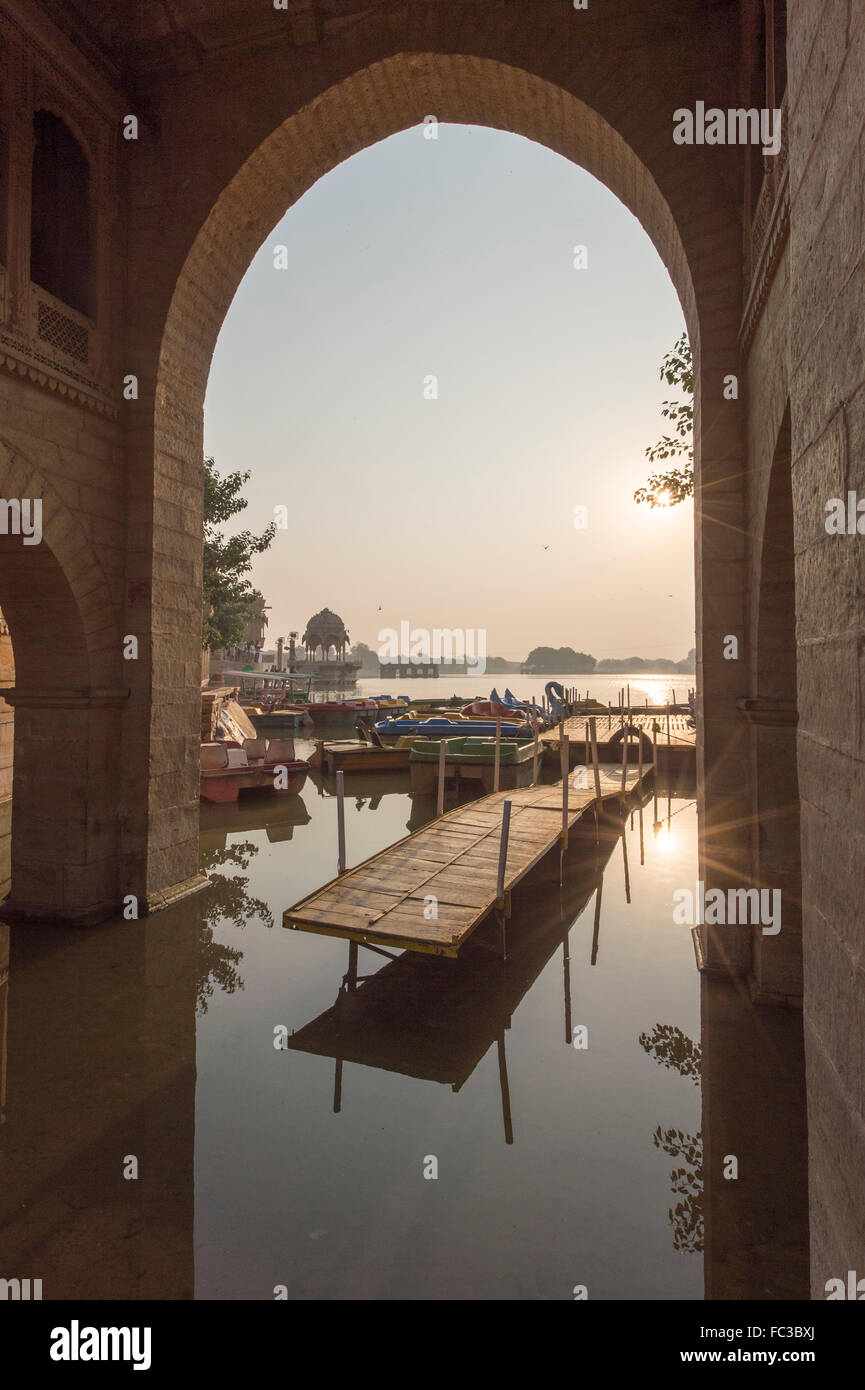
336,770,346,874
437,739,446,817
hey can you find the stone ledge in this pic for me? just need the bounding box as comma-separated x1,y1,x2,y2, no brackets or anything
736,695,799,726
0,686,130,709
143,872,208,915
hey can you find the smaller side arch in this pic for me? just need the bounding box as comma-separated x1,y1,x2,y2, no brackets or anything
0,438,126,922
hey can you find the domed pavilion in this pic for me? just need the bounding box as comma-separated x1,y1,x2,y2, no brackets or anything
302,608,350,662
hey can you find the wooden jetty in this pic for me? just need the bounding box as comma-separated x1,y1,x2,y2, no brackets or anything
542,711,696,767
283,764,648,957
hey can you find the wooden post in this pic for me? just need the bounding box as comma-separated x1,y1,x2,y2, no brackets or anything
336,770,346,874
584,719,589,773
666,706,671,745
532,699,539,784
620,721,628,792
589,716,602,834
638,724,644,785
347,938,358,991
590,877,603,966
494,719,502,793
437,739,446,817
652,722,658,828
497,799,512,904
561,734,570,844
497,1034,514,1145
622,816,631,904
626,683,631,721
497,799,512,960
562,925,572,1046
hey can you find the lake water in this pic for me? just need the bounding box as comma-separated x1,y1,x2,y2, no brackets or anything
0,711,808,1301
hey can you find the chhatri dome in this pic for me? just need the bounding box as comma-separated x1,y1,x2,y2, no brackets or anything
302,608,350,661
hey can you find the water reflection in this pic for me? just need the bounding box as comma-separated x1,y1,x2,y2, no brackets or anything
284,826,620,1145
0,775,808,1300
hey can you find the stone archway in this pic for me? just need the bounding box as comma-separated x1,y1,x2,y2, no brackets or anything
0,436,125,922
124,34,748,923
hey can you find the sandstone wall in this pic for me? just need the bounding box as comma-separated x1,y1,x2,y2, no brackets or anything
787,0,865,1293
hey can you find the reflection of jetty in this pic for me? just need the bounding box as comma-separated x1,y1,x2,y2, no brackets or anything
284,765,648,957
284,826,621,1140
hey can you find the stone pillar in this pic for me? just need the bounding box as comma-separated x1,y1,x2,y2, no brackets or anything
2,688,126,923
694,342,754,977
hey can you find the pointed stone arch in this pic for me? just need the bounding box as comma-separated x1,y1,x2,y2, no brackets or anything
123,30,749,926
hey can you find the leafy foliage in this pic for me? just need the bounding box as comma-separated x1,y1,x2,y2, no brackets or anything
195,839,275,1014
639,1022,702,1086
634,334,694,507
203,457,276,649
643,1022,704,1254
652,1125,704,1254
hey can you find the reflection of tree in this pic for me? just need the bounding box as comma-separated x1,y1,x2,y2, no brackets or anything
652,1125,703,1254
639,1022,701,1086
642,1023,703,1254
197,841,274,1014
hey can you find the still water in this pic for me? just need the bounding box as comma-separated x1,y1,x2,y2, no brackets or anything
0,716,807,1300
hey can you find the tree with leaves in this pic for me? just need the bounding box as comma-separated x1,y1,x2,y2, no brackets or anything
634,333,694,508
202,457,276,649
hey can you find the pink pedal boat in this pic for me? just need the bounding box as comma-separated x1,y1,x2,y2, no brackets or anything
200,737,310,803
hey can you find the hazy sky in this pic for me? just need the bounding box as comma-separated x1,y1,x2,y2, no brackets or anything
204,124,694,661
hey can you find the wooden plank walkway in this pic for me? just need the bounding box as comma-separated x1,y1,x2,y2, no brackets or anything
283,765,647,958
543,711,696,750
